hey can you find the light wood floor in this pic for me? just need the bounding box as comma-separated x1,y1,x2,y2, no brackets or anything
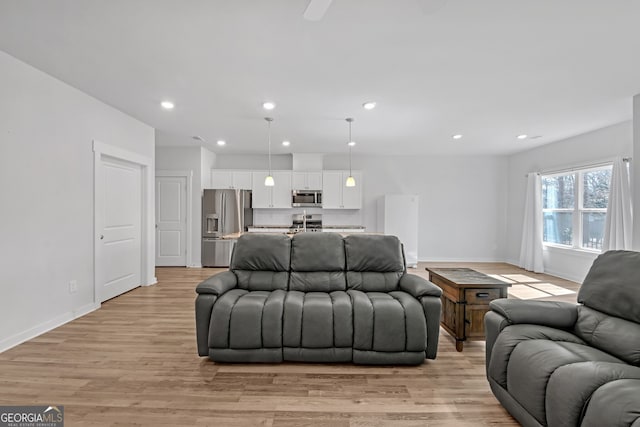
0,263,579,426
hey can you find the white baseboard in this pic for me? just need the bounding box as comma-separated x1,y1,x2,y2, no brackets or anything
541,268,583,284
505,258,520,267
189,263,203,268
418,257,503,263
0,302,100,354
143,277,158,286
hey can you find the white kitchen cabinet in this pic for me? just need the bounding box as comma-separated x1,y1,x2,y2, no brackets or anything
251,170,292,208
292,171,322,190
211,170,252,189
251,172,271,208
322,171,362,209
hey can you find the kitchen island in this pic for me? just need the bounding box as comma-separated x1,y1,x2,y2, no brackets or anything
246,225,365,234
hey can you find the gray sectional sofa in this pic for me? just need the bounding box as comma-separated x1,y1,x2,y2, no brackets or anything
195,232,443,364
485,250,640,427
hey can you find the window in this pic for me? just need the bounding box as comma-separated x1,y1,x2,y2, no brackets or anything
542,165,612,251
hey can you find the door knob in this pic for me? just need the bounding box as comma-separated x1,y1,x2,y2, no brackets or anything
100,235,104,240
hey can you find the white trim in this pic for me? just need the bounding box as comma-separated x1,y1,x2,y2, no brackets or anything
155,170,194,267
505,258,520,267
93,139,155,304
93,140,152,168
418,256,504,263
0,303,99,353
543,244,601,259
542,267,586,284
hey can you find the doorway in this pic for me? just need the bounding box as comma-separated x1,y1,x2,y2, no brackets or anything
93,141,154,303
155,171,192,266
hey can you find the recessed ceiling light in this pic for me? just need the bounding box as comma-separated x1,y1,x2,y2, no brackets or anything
517,134,528,140
160,101,175,110
262,101,276,110
216,140,226,146
452,134,463,140
347,141,356,147
362,101,377,110
282,140,290,146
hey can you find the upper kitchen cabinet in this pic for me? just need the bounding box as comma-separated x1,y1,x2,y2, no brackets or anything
251,170,292,208
322,171,362,209
211,170,252,189
292,171,322,191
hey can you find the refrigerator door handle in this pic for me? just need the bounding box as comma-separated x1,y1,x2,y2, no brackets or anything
220,193,226,236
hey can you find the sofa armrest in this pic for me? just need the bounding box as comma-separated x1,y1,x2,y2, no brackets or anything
489,299,578,329
399,273,443,298
195,271,237,295
398,274,442,360
194,271,237,357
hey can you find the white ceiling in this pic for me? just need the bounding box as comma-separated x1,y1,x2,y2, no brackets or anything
1,0,640,156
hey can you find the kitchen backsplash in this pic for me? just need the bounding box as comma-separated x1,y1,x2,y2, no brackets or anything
253,208,363,227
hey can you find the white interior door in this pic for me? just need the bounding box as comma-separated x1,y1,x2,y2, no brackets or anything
96,156,142,302
155,176,187,266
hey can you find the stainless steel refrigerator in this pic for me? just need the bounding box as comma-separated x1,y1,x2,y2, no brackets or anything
202,189,253,267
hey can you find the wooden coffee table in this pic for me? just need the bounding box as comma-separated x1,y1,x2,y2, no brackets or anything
426,268,511,351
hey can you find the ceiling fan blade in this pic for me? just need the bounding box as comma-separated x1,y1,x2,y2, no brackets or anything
417,0,447,14
303,0,333,21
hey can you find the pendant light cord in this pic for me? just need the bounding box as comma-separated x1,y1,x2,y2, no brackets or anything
265,117,273,176
268,119,272,176
348,120,353,175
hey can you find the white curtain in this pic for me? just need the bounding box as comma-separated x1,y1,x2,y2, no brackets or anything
519,173,544,272
602,157,632,250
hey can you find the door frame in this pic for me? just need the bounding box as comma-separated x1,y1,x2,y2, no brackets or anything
155,170,193,267
93,140,156,305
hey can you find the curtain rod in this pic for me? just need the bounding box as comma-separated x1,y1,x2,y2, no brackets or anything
524,157,632,177
524,157,633,178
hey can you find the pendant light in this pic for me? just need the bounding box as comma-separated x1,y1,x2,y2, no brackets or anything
264,117,275,186
345,118,356,187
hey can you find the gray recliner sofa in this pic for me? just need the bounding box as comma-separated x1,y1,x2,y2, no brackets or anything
195,232,442,364
485,250,640,427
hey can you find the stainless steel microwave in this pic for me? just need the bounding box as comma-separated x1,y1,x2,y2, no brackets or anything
292,190,322,207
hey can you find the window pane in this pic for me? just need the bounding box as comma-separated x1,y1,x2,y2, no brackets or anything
582,212,606,250
542,174,575,209
583,169,611,208
543,212,573,245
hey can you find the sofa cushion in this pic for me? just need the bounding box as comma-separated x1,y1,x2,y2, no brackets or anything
230,233,291,291
283,291,352,349
291,233,345,271
209,289,286,349
578,250,640,324
506,339,622,426
574,305,640,366
581,378,640,427
349,290,426,352
488,324,587,389
545,361,640,427
344,235,405,291
290,233,346,292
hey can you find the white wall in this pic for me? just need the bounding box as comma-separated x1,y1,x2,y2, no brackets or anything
201,147,216,189
324,154,509,262
215,153,509,262
0,51,155,351
214,154,292,170
155,146,208,267
506,121,633,282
